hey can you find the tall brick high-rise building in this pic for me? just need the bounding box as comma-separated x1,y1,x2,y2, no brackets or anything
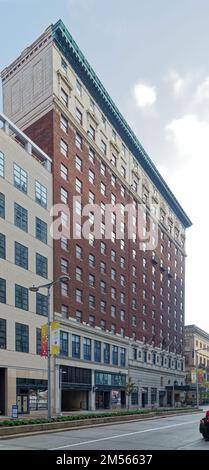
1,20,191,411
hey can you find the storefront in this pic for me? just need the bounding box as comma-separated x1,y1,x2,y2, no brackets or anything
16,378,48,414
61,365,92,411
95,371,126,410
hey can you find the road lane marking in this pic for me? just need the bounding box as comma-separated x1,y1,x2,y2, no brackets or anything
50,419,198,449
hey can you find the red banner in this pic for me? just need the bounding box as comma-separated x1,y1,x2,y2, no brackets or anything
41,324,48,357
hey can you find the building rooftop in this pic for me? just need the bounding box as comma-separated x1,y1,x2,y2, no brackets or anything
0,112,52,172
185,324,209,342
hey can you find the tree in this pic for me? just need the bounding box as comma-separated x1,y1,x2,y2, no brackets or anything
125,377,135,410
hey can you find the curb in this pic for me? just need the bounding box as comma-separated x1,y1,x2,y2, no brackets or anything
0,410,201,440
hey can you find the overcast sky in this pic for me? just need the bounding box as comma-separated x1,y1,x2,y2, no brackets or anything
0,0,208,332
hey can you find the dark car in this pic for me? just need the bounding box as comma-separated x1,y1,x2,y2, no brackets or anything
199,417,209,440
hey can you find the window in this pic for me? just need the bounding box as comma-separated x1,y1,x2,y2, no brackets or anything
112,345,118,365
89,273,95,287
89,169,95,185
0,151,4,177
15,285,28,311
89,253,95,267
0,193,5,219
61,236,68,251
101,140,107,155
111,174,116,187
83,337,91,360
88,190,95,205
36,218,47,244
120,257,125,269
101,162,106,176
111,305,116,317
132,299,137,309
121,185,125,197
75,200,82,216
75,155,82,172
89,148,95,164
94,341,101,362
61,163,68,180
120,292,125,304
101,114,106,129
100,281,106,294
76,244,82,259
100,261,106,274
35,181,47,208
120,274,125,287
76,289,82,303
76,266,82,281
0,279,6,304
88,125,95,140
36,293,48,316
61,258,69,274
104,343,110,364
76,310,82,322
121,166,126,178
60,114,68,133
35,253,47,278
132,282,136,293
111,154,117,167
14,203,28,232
76,178,82,194
111,268,116,281
75,132,82,149
72,334,80,358
100,319,106,330
89,315,95,326
61,282,68,297
112,129,116,142
60,139,68,157
76,79,82,96
0,234,5,260
14,242,28,270
100,241,106,255
61,305,68,319
111,287,116,300
101,182,106,196
16,323,29,353
111,193,116,205
0,319,6,349
61,88,68,107
76,107,82,125
100,300,106,313
132,315,136,326
60,187,68,204
35,328,41,355
60,331,68,357
13,163,27,193
132,266,136,276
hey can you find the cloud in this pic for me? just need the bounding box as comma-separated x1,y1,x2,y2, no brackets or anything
194,76,209,103
132,82,157,108
166,113,209,159
167,71,190,96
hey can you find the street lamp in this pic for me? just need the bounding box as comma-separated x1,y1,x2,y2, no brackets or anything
29,275,70,419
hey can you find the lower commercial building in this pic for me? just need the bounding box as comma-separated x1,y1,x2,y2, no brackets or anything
0,113,53,416
184,324,209,405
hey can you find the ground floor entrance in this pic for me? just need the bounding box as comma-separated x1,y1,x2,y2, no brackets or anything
62,389,89,411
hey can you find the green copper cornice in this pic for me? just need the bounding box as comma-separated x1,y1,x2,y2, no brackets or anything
52,19,191,228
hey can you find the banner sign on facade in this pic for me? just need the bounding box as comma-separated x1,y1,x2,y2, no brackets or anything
41,324,48,357
51,321,60,356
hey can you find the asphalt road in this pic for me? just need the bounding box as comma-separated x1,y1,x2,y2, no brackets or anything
0,410,208,450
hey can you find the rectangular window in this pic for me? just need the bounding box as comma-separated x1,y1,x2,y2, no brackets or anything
16,323,29,353
61,282,68,297
101,182,106,196
36,253,48,278
0,151,4,178
36,292,48,316
76,107,82,125
76,80,82,96
76,310,82,322
75,178,82,194
72,334,80,358
60,331,68,356
60,187,68,204
35,181,47,208
61,236,68,251
94,340,101,362
75,133,82,149
14,203,28,232
61,88,68,107
13,163,27,193
0,318,6,349
76,244,82,259
60,139,68,157
88,125,95,140
61,305,68,319
75,155,82,172
120,348,126,367
89,169,95,185
101,140,107,155
104,343,110,364
15,284,28,311
0,234,5,260
36,328,41,355
112,345,118,365
83,337,91,360
61,258,69,274
15,242,28,270
36,217,47,244
89,148,95,164
0,193,5,219
0,279,6,304
60,114,68,133
76,266,82,281
61,163,68,180
76,289,82,303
